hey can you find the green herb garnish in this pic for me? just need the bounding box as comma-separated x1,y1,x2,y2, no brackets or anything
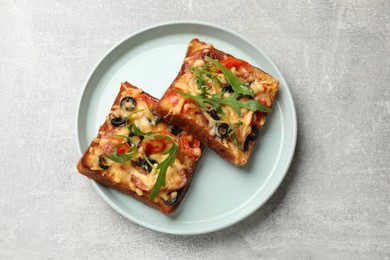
104,135,138,163
104,148,136,163
177,56,270,116
227,121,243,145
142,134,178,201
191,64,222,89
128,121,151,136
175,90,271,116
205,56,254,97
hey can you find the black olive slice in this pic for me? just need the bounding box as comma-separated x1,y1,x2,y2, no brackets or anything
215,123,229,138
153,116,162,125
135,158,158,173
120,96,137,111
243,126,259,151
169,125,182,136
128,133,144,147
111,117,126,127
209,108,221,120
98,156,109,170
135,158,144,167
148,111,161,125
247,125,259,141
222,84,233,93
163,191,178,205
142,159,158,173
243,138,250,152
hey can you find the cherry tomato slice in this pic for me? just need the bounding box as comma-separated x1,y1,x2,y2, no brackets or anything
179,134,201,158
257,99,267,106
181,102,194,114
220,57,251,71
116,143,131,154
166,88,181,106
141,132,171,156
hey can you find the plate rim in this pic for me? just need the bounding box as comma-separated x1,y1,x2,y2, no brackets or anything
75,20,297,235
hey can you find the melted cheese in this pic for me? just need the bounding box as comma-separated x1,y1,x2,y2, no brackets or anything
250,81,265,95
110,162,132,183
129,167,156,191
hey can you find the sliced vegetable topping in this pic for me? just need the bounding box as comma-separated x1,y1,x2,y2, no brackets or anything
163,191,178,205
169,125,182,136
135,158,159,173
98,156,109,170
120,96,137,111
215,123,229,138
179,134,201,158
222,84,233,93
220,57,251,71
208,107,221,120
111,117,126,127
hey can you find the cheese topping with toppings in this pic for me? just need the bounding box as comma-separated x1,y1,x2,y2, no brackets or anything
84,83,202,203
167,52,278,159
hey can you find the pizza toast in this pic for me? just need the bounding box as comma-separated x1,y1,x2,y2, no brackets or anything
154,39,278,166
77,82,203,214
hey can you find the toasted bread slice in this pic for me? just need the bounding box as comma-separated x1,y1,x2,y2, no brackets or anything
154,39,278,166
77,82,203,214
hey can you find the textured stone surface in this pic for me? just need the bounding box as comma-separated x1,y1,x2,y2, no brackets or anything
1,0,389,259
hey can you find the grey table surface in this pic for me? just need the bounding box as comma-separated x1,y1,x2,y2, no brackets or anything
1,0,389,259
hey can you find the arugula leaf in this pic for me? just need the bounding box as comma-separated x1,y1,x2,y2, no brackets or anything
104,145,137,163
105,151,135,163
227,121,243,146
175,90,271,116
191,65,222,87
127,109,145,119
128,121,151,136
227,121,243,136
141,134,178,201
205,56,254,97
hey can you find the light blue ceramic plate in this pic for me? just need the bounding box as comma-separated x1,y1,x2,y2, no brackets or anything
76,21,297,235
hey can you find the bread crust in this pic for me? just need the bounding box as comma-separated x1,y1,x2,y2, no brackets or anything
154,39,278,166
77,82,202,214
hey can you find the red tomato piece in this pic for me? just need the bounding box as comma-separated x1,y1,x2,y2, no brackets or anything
257,99,267,106
179,134,201,158
143,139,165,156
116,143,131,154
220,57,251,71
181,102,193,114
252,111,266,126
141,131,176,156
166,88,181,106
